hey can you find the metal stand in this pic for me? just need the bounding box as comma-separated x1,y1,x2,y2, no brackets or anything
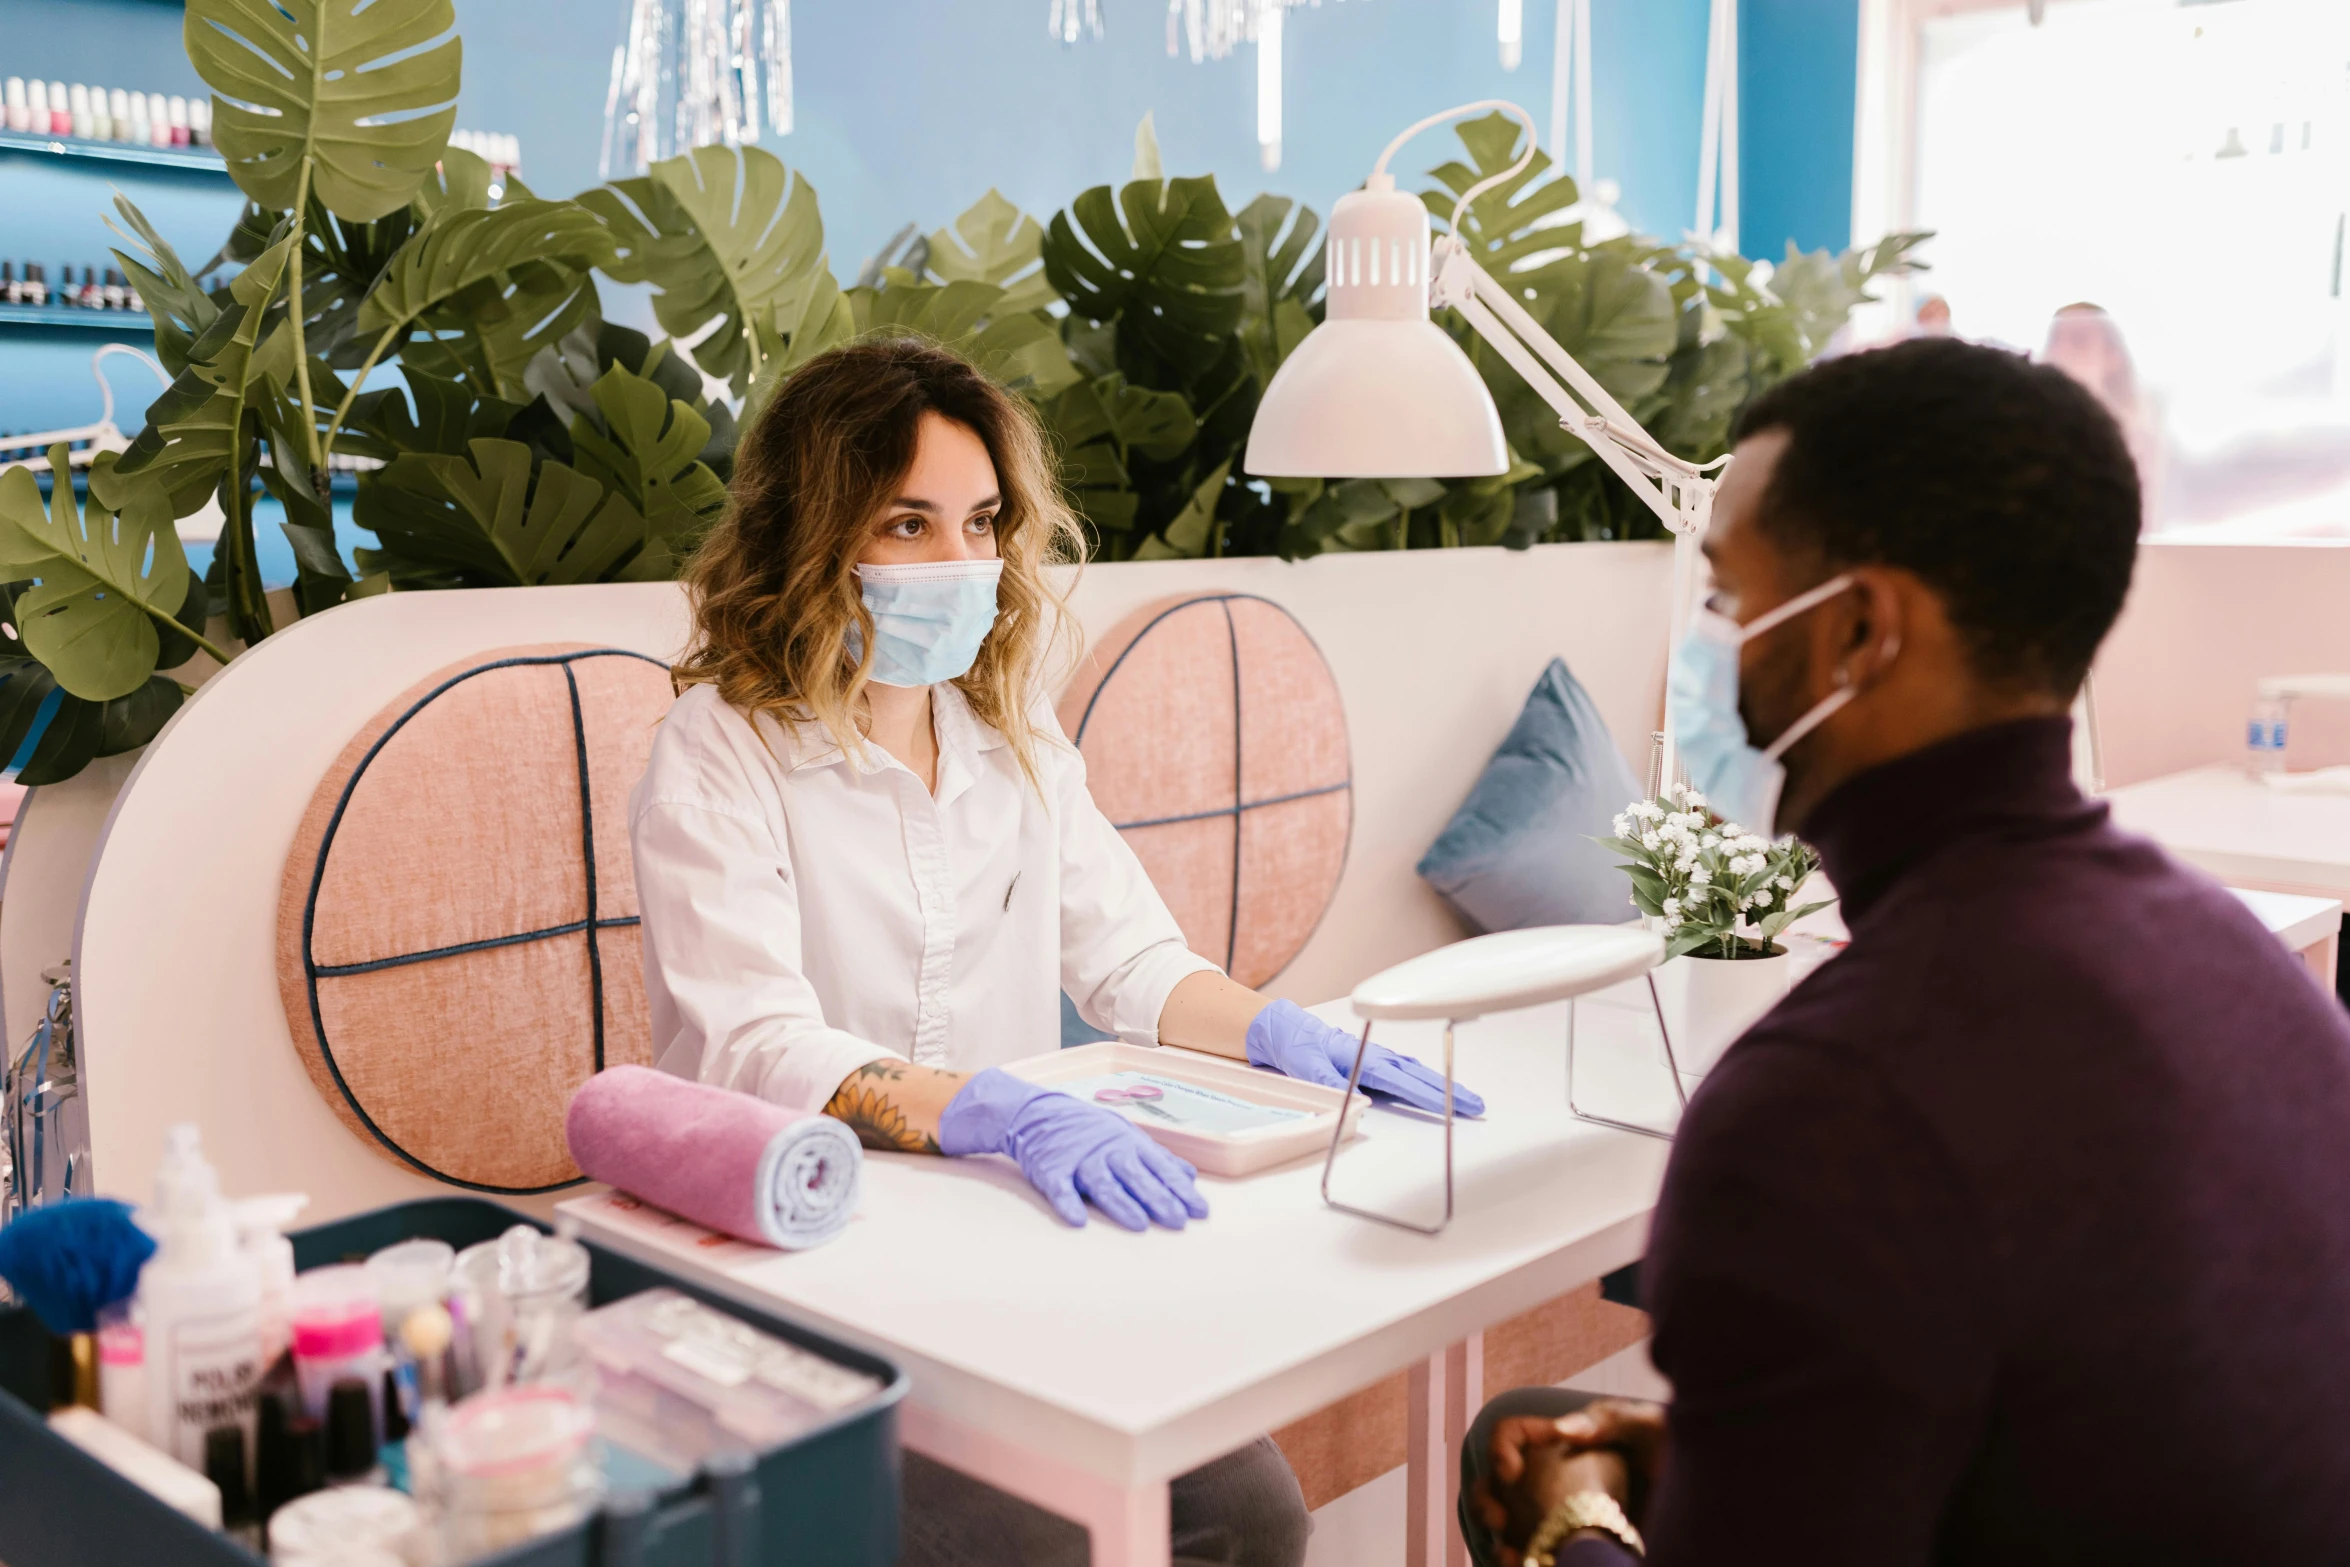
1565,971,1687,1141
1319,1019,1458,1236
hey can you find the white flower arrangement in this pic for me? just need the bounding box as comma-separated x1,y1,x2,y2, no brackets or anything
1602,784,1834,960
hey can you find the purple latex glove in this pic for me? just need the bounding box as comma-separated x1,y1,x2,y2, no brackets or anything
938,1068,1210,1231
1246,999,1487,1118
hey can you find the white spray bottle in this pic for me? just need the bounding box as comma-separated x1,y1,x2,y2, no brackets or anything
234,1193,309,1368
138,1124,264,1469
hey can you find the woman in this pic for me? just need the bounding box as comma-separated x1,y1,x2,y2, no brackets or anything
630,338,1478,1566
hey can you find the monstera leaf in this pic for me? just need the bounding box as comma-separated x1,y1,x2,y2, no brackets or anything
1415,116,1676,481
925,190,1056,315
1132,459,1233,560
356,439,649,588
565,365,728,559
0,451,209,701
1422,112,1588,274
1046,374,1198,540
850,278,1080,399
1043,176,1245,385
1234,195,1325,389
107,196,222,377
0,584,190,783
358,200,613,344
584,146,829,396
101,236,295,520
187,0,460,224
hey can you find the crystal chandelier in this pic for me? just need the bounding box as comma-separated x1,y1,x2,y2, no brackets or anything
601,0,794,179
1147,0,1357,173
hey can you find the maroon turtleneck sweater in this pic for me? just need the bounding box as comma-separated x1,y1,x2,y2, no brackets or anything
1571,717,2350,1565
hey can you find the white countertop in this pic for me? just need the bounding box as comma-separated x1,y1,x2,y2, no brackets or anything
561,989,1698,1489
2106,765,2350,898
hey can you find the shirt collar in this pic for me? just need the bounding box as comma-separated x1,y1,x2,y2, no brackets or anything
1797,715,2100,926
756,683,1009,783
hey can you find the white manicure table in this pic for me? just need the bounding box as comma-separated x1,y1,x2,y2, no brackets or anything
558,986,1710,1567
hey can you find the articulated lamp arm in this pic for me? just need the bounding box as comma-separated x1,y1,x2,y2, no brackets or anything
1430,238,1723,784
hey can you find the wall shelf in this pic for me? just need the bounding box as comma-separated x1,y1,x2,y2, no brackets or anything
0,304,153,331
0,128,225,175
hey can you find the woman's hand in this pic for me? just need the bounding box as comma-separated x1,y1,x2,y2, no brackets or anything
1245,1000,1486,1118
936,1068,1210,1230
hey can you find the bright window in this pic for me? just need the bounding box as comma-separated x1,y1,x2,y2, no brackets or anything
1912,0,2350,537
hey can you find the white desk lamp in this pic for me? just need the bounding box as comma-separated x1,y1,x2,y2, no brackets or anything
1246,99,1727,779
1247,102,1729,1229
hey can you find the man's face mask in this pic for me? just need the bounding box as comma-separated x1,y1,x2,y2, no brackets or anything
1666,574,1881,833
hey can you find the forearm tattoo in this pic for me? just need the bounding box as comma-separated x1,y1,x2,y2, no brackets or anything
823,1059,942,1154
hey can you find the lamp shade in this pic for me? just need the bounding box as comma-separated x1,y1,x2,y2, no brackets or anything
1243,176,1509,479
1245,318,1509,478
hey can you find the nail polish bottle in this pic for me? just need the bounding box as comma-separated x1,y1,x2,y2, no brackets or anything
204,1425,260,1551
167,95,189,148
147,92,170,149
67,84,91,141
24,263,45,308
26,80,48,136
103,269,126,311
108,88,131,142
47,81,69,136
83,267,102,309
1,263,15,306
125,271,144,315
89,85,113,141
126,92,149,148
188,97,210,148
3,79,26,133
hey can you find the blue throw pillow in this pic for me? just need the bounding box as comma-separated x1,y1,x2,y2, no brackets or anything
1417,658,1644,931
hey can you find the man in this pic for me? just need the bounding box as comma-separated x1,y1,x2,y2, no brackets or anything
1463,338,2350,1563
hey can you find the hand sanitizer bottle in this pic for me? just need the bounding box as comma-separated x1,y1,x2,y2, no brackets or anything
138,1125,264,1471
2248,687,2290,778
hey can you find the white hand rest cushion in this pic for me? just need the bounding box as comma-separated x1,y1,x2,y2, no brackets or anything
1351,925,1665,1022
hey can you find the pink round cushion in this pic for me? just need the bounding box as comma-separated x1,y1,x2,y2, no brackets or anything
276,643,671,1193
1057,594,1352,988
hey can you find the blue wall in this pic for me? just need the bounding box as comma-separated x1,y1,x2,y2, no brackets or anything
1740,0,1859,261
0,0,1858,581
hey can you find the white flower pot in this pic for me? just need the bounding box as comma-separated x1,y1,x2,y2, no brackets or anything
1653,947,1793,1081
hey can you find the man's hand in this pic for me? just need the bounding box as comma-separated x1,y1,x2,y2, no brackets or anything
1473,1399,1668,1563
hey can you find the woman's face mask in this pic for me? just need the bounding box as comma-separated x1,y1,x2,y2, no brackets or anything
1666,573,1875,834
853,558,1005,687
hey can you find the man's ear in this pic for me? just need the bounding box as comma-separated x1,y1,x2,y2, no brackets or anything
1838,568,1909,688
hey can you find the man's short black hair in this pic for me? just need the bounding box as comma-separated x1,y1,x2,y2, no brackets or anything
1732,337,2139,697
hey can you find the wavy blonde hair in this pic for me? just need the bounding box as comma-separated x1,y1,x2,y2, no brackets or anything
676,336,1086,783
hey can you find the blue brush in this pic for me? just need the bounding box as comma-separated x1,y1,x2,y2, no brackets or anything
0,1199,156,1335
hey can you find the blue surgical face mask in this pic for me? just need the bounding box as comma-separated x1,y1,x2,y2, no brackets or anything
853,558,1005,687
1667,573,1874,834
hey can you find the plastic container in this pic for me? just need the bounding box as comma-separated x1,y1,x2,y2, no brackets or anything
0,1197,904,1567
1004,1041,1368,1175
579,1288,886,1467
2249,693,2291,776
96,1299,147,1444
138,1125,265,1471
435,1384,603,1558
264,1483,420,1562
288,1266,382,1429
451,1225,589,1394
238,1195,309,1368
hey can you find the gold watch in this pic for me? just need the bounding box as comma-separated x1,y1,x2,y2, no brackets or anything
1524,1489,1645,1564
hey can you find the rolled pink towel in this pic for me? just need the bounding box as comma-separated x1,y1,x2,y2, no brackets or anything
566,1067,862,1249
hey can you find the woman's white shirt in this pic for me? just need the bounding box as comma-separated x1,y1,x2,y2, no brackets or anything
629,681,1219,1111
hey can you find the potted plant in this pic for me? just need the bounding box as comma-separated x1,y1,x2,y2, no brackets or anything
1602,784,1834,1079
